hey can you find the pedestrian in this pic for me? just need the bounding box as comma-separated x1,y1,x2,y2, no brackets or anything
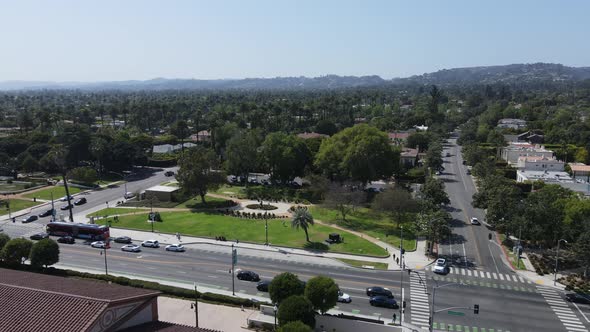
396,258,399,265
392,313,397,324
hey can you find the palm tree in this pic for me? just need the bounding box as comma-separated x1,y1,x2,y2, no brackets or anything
291,207,314,242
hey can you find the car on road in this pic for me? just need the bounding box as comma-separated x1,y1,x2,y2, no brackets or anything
369,295,398,309
57,236,75,244
470,217,480,225
74,197,87,205
462,160,467,165
124,192,135,199
256,280,270,292
165,244,185,252
114,236,132,244
433,258,449,274
366,286,393,298
446,152,451,157
237,270,260,282
60,204,74,211
164,171,175,177
435,171,442,175
566,293,590,304
30,232,49,240
22,215,39,223
91,241,106,249
121,244,141,252
141,240,160,248
59,195,74,202
338,290,352,303
38,209,55,218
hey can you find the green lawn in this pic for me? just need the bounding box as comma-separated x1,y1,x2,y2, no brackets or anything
97,211,388,257
87,207,150,218
310,206,417,251
211,184,248,198
22,186,82,200
175,195,230,209
337,258,389,270
0,199,42,215
0,181,38,192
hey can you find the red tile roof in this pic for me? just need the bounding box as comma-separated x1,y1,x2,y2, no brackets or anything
120,321,220,332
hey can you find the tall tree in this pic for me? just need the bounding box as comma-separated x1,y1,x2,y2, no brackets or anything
421,177,450,206
269,272,305,305
225,131,260,184
291,207,314,242
372,185,419,228
304,276,339,314
176,146,225,204
46,145,74,222
30,238,60,268
323,183,365,221
260,133,310,184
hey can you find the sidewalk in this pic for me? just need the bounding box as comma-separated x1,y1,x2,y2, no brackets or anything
516,252,567,290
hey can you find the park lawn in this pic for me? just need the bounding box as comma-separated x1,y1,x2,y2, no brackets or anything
0,199,42,215
211,185,248,198
175,195,230,209
97,211,388,257
23,186,82,200
337,258,389,270
87,207,150,218
310,206,417,251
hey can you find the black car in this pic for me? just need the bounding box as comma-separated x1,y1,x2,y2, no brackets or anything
57,236,75,244
257,280,270,292
165,171,175,177
366,286,393,298
30,232,49,240
566,293,590,304
38,209,55,218
74,197,87,205
369,295,398,309
237,270,260,282
60,204,74,210
114,236,132,244
22,215,39,223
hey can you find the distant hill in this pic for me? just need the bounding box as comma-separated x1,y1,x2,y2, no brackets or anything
2,63,590,91
396,63,590,85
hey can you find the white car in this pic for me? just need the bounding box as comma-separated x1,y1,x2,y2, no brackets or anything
470,217,480,225
337,290,351,303
165,244,185,252
121,244,141,252
141,240,160,248
91,241,106,249
433,258,449,274
124,192,135,199
59,195,74,202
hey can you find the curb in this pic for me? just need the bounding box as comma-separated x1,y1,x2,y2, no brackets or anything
495,231,516,271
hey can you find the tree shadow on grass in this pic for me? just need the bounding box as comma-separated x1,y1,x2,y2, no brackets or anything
304,241,329,252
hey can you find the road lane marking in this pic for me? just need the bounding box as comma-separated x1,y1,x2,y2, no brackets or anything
572,302,590,323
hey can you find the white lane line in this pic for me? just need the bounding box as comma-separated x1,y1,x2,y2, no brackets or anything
556,312,580,319
562,322,586,328
499,273,505,280
467,270,472,276
462,241,468,269
553,307,576,313
486,271,491,279
492,272,498,279
565,327,588,332
573,302,590,323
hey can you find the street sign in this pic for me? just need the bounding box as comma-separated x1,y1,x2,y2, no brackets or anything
447,310,465,316
232,248,237,265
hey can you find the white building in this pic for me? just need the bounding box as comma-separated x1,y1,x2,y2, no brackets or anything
516,156,564,171
517,170,590,196
497,118,527,129
500,142,554,165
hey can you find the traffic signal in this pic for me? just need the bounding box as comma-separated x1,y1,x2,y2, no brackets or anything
407,269,412,275
403,300,406,309
488,233,492,240
474,304,480,314
401,248,406,255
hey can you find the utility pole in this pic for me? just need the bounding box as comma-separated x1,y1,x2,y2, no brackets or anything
554,239,568,286
102,245,109,275
193,283,199,328
231,244,236,295
51,192,56,223
399,226,404,324
265,219,268,246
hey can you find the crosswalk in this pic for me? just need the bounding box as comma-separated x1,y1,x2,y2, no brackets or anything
537,286,588,332
410,271,430,329
429,266,530,283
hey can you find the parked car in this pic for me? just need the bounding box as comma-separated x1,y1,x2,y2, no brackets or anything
165,244,185,252
124,192,135,199
59,195,74,202
91,241,106,249
433,258,449,274
370,295,398,309
237,270,260,282
256,280,271,292
57,236,75,244
30,232,49,240
565,293,590,304
338,290,352,303
141,240,160,248
74,197,87,205
164,171,175,177
470,217,480,225
114,236,132,244
22,215,39,223
121,244,141,252
446,152,451,157
366,286,393,298
38,209,54,218
60,204,74,211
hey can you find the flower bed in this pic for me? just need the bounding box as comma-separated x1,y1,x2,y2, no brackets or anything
245,203,278,210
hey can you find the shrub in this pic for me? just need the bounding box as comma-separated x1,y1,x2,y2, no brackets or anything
277,295,315,328
245,203,278,210
30,238,60,267
67,167,98,184
269,272,305,304
0,238,33,264
0,233,10,251
278,321,313,332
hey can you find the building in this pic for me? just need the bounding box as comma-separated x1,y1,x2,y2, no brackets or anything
516,156,564,171
400,148,419,167
189,130,211,143
0,268,207,332
388,131,411,145
570,163,590,181
497,118,527,129
296,132,328,140
500,142,554,165
516,170,590,196
144,185,180,202
153,143,196,154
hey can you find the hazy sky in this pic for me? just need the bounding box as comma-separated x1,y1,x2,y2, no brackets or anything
0,0,588,81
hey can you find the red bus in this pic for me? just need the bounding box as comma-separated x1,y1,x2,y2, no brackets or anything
46,222,110,241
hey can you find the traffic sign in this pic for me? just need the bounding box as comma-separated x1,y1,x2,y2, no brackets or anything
447,310,465,316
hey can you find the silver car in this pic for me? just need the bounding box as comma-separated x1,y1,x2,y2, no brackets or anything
165,244,185,252
91,241,106,249
121,244,141,252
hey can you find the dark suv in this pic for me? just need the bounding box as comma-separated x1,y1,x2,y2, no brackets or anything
237,270,260,282
366,286,393,298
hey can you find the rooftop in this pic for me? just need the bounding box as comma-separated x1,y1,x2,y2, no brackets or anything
296,132,329,139
146,185,180,193
570,163,590,172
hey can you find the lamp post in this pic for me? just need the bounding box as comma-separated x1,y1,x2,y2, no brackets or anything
265,218,268,246
554,239,568,286
192,283,199,328
429,279,463,332
273,304,278,330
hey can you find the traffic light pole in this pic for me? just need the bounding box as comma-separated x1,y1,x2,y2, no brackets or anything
231,244,236,296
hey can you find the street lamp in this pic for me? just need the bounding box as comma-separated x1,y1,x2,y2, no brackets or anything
265,218,268,246
429,279,464,332
273,304,278,330
554,239,568,286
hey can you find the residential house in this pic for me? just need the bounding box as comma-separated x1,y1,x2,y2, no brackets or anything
516,156,564,171
400,148,419,168
388,131,411,146
516,169,590,197
500,142,554,165
569,163,590,181
296,132,329,140
497,118,527,130
189,130,211,143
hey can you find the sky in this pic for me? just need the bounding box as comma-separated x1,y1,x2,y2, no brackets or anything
0,0,588,81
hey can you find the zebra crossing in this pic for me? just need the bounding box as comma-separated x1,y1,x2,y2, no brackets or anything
429,266,530,283
410,271,430,329
537,286,588,332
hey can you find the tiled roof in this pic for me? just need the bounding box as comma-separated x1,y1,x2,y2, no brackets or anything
570,163,590,172
120,321,220,332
